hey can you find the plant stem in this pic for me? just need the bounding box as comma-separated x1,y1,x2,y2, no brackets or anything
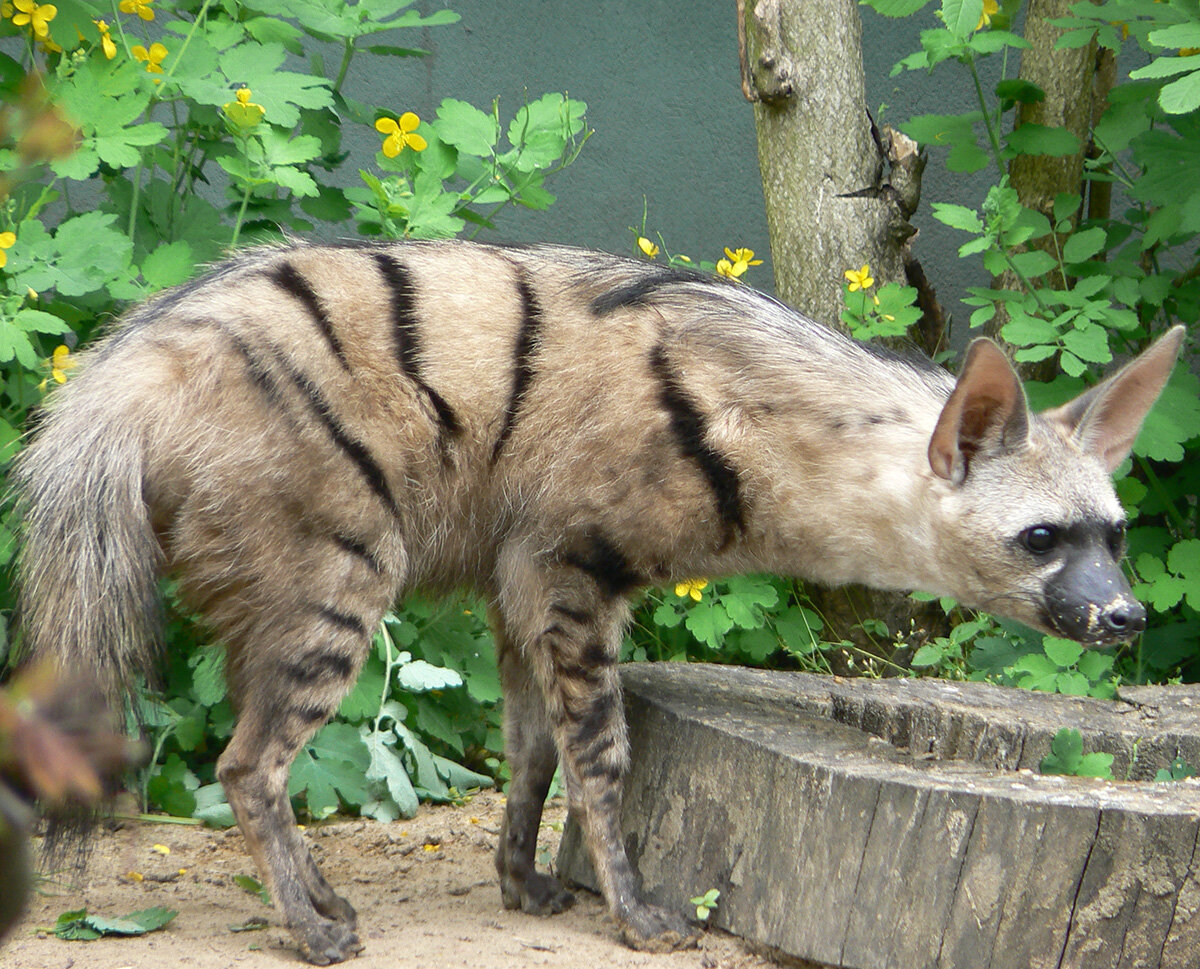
1136,455,1189,534
230,180,253,247
969,57,1005,171
333,39,356,95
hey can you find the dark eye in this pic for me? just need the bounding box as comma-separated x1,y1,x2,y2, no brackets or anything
1021,524,1058,555
1108,523,1127,557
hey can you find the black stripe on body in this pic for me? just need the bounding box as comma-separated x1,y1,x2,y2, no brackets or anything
220,324,401,520
491,269,544,462
317,605,367,637
591,266,715,315
269,347,402,519
267,261,351,372
549,603,592,625
371,251,462,441
648,343,745,542
563,531,644,598
331,532,383,575
281,650,357,685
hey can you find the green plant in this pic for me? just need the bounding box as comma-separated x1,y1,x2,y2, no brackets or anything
1155,755,1197,782
1040,727,1115,779
689,888,720,922
858,0,1200,685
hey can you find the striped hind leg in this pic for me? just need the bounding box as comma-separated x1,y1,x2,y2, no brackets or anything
493,545,698,950
185,516,402,966
215,600,382,965
491,607,574,914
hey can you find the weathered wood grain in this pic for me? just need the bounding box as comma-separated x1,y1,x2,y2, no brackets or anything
556,665,1200,969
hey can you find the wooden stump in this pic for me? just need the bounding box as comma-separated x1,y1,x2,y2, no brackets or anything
556,665,1200,969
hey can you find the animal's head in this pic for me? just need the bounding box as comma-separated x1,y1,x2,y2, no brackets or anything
929,326,1184,645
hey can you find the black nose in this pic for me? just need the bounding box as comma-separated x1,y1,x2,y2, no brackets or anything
1101,598,1146,636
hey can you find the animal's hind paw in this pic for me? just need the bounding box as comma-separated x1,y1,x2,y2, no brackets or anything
296,916,364,965
501,870,576,915
618,902,700,952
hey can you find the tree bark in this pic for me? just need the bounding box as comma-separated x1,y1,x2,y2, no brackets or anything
741,0,924,331
990,0,1117,369
740,0,942,658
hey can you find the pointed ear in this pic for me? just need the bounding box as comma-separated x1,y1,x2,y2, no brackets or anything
929,338,1030,484
1042,325,1185,473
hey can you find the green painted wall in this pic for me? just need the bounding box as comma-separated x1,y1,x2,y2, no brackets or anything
350,3,992,321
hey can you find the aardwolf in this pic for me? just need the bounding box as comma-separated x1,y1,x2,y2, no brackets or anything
13,240,1183,963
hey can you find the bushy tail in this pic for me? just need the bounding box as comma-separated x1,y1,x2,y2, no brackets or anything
12,390,162,713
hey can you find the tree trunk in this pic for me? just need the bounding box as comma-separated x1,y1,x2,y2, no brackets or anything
740,0,924,329
990,0,1117,374
740,0,942,660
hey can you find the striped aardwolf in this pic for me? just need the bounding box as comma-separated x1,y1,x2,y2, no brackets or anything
14,239,1182,963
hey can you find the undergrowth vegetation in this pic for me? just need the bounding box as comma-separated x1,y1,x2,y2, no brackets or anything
0,0,1196,826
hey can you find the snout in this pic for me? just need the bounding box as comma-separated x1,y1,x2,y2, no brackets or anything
1043,556,1146,644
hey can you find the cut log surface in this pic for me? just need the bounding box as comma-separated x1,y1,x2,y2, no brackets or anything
556,665,1200,969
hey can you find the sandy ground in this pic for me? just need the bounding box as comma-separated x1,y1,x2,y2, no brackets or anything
3,793,777,969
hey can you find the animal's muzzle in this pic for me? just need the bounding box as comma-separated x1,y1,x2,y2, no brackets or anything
1044,559,1146,644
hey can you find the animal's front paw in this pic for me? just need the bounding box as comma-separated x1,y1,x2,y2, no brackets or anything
295,916,364,965
501,870,577,915
617,902,700,952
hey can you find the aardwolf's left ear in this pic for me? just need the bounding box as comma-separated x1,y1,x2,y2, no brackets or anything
929,338,1029,485
1042,325,1186,473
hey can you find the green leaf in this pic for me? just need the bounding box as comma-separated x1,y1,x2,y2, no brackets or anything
996,79,1045,106
1159,70,1200,115
864,0,933,15
931,202,983,233
54,906,178,940
911,643,946,667
1043,637,1084,668
140,241,196,291
217,44,333,128
1009,249,1059,278
1007,123,1081,156
361,722,419,820
943,0,984,41
396,658,463,692
1040,727,1084,774
233,874,271,906
1062,227,1107,263
435,99,499,157
1076,649,1115,682
1062,325,1111,365
684,601,733,648
1130,54,1200,81
506,93,587,172
190,650,226,707
1076,752,1115,779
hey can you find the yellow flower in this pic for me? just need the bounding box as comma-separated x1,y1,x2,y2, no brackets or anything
976,0,999,30
844,264,874,292
118,0,154,21
0,231,15,270
717,246,763,279
12,0,56,38
151,843,170,855
223,87,266,130
674,578,709,601
94,19,115,59
375,112,426,158
49,344,74,383
132,41,168,77
637,236,659,259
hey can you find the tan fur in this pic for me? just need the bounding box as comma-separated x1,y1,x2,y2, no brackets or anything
12,239,1181,963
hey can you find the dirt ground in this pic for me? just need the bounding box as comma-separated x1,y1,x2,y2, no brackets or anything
4,792,778,969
